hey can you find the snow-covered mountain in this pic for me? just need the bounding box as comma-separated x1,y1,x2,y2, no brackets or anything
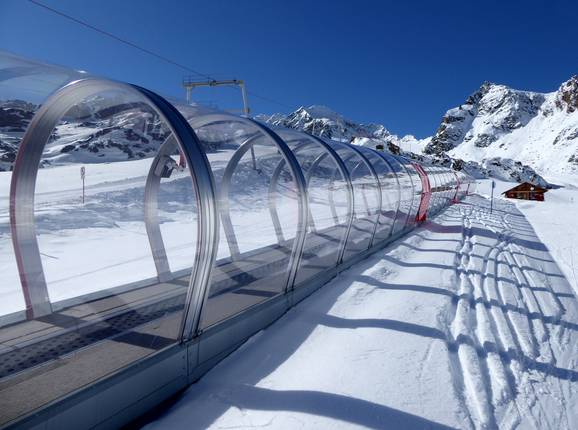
0,100,36,171
425,76,578,180
257,105,429,154
0,98,169,171
258,104,549,186
4,74,576,188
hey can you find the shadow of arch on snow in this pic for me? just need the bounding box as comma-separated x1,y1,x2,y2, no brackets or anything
310,313,578,382
139,196,577,429
191,385,458,430
423,221,549,253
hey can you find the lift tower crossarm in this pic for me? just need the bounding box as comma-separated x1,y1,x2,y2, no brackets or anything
182,77,250,115
182,77,255,169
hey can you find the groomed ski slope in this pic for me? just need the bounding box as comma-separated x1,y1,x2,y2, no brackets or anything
145,193,578,430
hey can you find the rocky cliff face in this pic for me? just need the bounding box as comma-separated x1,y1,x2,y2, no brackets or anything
425,77,578,179
426,82,546,155
555,75,578,113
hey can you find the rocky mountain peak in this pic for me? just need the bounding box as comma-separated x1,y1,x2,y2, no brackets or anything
465,81,495,106
555,75,578,113
258,105,394,142
425,81,546,157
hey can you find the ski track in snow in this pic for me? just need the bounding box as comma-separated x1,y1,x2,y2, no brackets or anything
445,197,577,429
146,194,578,430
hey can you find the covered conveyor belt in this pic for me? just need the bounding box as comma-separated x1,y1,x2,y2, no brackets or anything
0,50,476,429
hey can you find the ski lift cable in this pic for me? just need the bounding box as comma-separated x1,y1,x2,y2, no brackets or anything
26,0,294,111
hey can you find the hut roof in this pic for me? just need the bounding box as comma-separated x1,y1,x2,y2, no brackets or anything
502,182,548,194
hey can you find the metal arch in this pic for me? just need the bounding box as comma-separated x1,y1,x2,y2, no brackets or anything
444,170,451,203
442,170,450,205
134,85,219,341
303,151,347,224
305,135,355,264
443,169,451,205
452,170,460,203
332,152,372,216
303,152,333,226
267,139,314,245
397,158,416,228
184,114,308,279
403,160,422,221
442,168,452,207
390,156,415,231
9,79,219,335
266,132,356,268
433,167,443,212
356,146,397,241
413,162,431,222
396,156,420,227
434,167,443,208
202,116,309,292
427,166,439,214
218,133,261,259
403,160,417,226
428,167,437,213
144,138,179,282
373,151,403,239
246,119,309,292
337,144,383,248
317,143,376,252
433,166,446,208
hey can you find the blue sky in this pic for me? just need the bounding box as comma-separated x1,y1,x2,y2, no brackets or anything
1,0,577,137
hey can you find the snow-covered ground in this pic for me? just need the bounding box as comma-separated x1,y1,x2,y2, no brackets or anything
145,193,578,430
476,177,578,297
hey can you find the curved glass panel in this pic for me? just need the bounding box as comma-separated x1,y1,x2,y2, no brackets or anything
323,141,379,261
442,169,453,205
0,49,85,108
185,111,303,329
0,73,201,425
394,156,419,229
358,147,397,241
374,152,403,239
434,168,444,209
423,166,437,214
275,130,350,285
402,160,422,224
390,157,413,233
458,171,468,199
0,51,86,320
430,166,442,214
444,170,455,203
434,168,444,212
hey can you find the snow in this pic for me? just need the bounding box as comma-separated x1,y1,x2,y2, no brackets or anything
145,193,578,430
477,177,578,297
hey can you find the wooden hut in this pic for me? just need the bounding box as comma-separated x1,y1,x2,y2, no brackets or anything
502,182,548,201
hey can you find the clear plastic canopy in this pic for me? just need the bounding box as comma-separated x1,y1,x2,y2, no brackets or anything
0,50,475,426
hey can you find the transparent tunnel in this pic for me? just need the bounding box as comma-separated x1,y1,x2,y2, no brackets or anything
0,50,476,428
